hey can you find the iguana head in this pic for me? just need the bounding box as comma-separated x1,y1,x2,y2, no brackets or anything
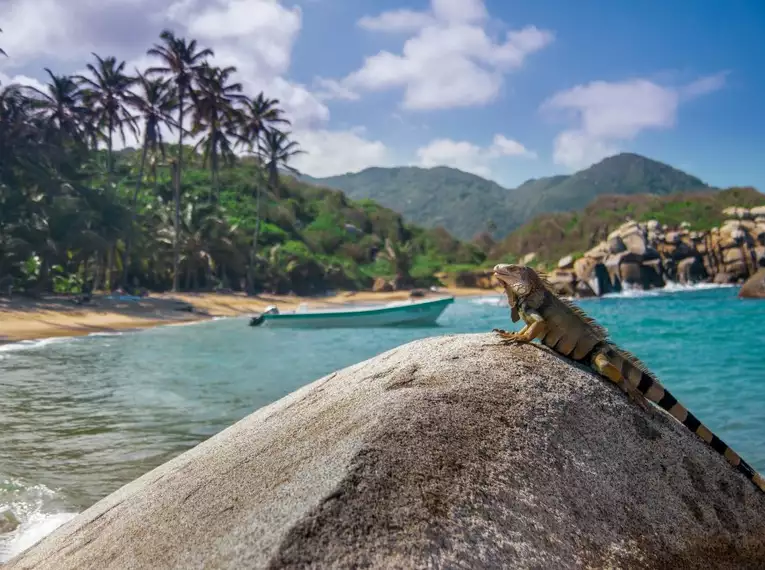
493,264,545,314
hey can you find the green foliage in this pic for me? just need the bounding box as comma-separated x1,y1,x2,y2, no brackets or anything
305,153,719,241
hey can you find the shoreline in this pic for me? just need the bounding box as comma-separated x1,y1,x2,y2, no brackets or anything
0,287,500,345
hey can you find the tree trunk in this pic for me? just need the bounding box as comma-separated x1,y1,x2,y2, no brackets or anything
173,94,184,292
106,247,115,292
92,253,103,292
123,133,149,286
247,180,263,295
107,117,114,184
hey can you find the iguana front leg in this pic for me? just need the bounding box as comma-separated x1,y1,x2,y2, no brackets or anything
493,319,547,344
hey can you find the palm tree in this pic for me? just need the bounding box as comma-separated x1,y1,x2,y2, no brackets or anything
259,129,304,196
242,129,303,294
146,29,213,291
122,71,177,284
24,69,86,143
191,63,245,200
236,93,289,290
75,54,137,177
238,92,289,152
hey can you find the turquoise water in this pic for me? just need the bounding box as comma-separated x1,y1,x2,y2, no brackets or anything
1,285,764,559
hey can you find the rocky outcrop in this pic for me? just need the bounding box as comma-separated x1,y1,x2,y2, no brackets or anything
739,268,765,299
8,334,765,570
535,206,765,297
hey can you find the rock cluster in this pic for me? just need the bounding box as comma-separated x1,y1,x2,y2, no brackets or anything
545,205,765,297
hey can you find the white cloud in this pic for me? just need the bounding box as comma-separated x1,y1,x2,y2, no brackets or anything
357,9,435,33
0,71,47,92
543,74,727,170
291,129,393,177
312,77,360,101
416,134,535,178
335,0,553,110
0,0,395,178
680,71,729,99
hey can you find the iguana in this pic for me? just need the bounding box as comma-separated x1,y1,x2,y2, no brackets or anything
491,262,765,494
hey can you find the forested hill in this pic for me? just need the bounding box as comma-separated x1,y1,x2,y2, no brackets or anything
305,153,716,241
0,29,484,297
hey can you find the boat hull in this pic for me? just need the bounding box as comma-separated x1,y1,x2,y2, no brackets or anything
258,296,454,328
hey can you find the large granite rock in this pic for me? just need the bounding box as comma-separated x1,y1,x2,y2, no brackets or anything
739,268,765,299
7,334,765,570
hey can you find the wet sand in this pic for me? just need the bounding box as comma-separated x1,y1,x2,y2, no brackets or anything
0,287,498,344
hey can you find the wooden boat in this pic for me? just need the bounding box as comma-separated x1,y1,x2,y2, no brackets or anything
249,296,455,328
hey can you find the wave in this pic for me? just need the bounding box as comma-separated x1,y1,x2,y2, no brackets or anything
601,280,737,299
0,337,73,354
0,477,78,562
469,295,506,306
0,512,77,562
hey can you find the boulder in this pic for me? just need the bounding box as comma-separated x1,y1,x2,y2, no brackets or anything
584,243,609,261
676,257,707,285
0,509,20,534
372,277,393,292
607,235,627,254
723,247,745,265
751,205,765,218
574,280,598,298
754,225,765,245
713,272,737,284
739,268,765,299
574,256,597,282
622,232,648,256
546,269,576,297
520,252,537,265
557,254,574,270
642,259,665,289
722,206,752,220
756,246,765,268
8,334,765,570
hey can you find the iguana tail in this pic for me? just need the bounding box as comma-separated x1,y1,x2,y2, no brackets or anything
602,346,765,494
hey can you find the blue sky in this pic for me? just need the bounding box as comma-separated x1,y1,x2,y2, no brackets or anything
2,0,764,190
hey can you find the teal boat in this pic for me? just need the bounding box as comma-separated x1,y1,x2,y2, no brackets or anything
249,296,455,329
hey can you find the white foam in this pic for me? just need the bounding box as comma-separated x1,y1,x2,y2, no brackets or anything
0,337,73,353
601,280,737,299
469,295,506,306
0,477,79,562
0,511,78,562
86,331,124,338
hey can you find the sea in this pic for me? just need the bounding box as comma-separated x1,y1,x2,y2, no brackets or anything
1,283,764,562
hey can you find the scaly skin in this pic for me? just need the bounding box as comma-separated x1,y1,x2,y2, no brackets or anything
492,262,765,494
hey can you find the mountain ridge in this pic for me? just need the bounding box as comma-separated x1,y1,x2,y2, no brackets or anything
302,153,719,240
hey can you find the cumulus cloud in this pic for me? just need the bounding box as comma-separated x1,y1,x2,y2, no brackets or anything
0,71,47,92
312,77,360,102
291,128,393,177
416,134,535,178
357,9,436,33
0,0,397,176
542,74,727,170
324,0,554,110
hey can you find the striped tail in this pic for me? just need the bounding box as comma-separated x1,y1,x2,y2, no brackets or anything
611,347,765,494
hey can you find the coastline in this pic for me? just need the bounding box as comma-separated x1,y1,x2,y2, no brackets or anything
0,287,499,345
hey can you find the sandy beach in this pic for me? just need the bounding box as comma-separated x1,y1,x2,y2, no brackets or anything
0,287,498,344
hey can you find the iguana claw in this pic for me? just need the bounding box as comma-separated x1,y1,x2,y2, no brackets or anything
493,328,520,343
